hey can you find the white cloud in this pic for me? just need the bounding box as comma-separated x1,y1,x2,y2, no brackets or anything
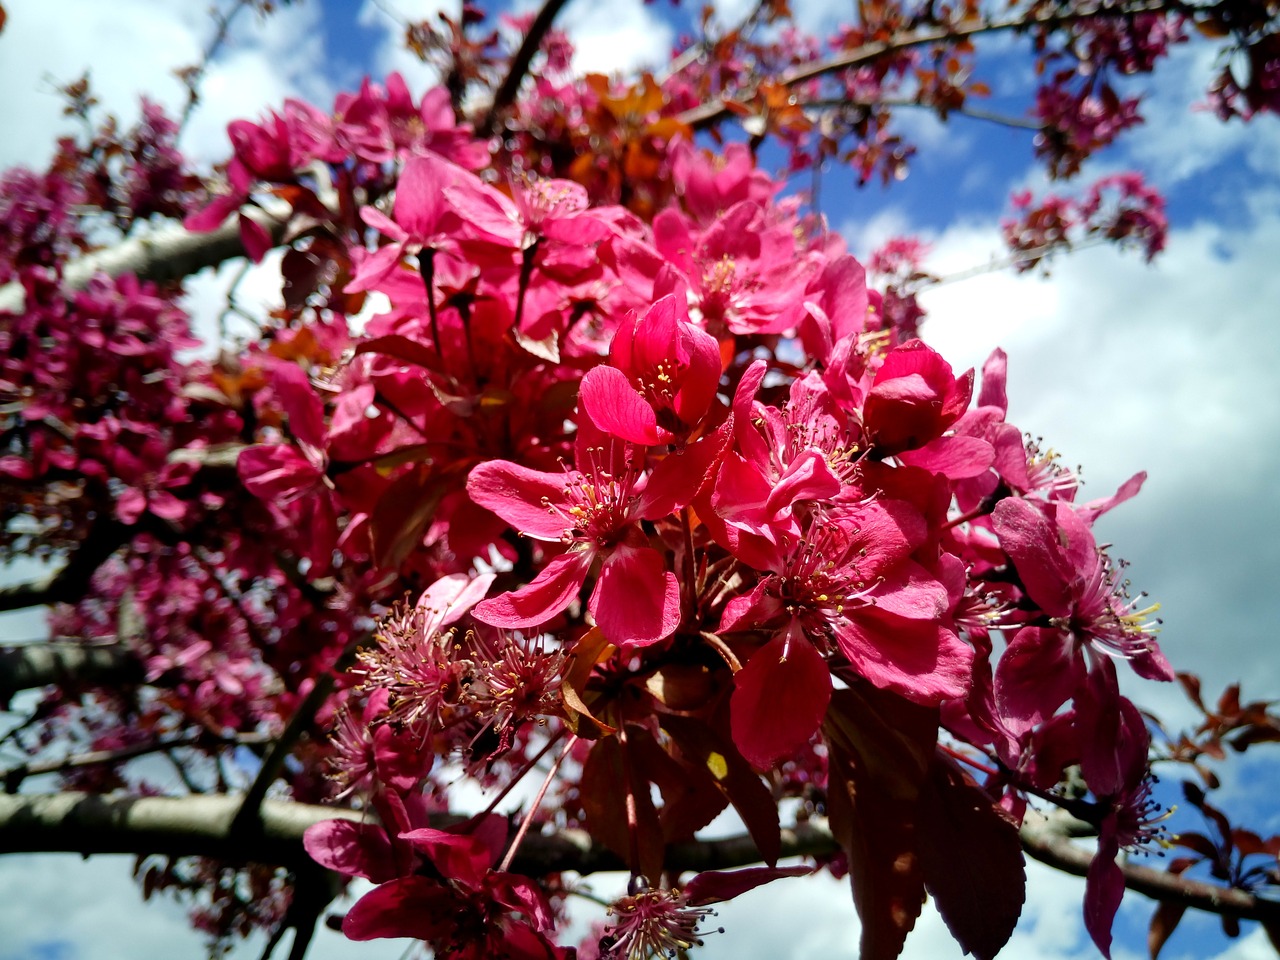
0,0,334,174
558,0,675,77
0,854,405,960
1120,43,1280,186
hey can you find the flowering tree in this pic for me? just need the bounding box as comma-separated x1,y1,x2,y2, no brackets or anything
2,1,1279,958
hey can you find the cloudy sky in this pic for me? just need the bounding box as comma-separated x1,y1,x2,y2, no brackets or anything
1,0,1278,958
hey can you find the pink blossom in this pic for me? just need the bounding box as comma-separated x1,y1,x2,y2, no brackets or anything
467,422,725,646
578,294,722,445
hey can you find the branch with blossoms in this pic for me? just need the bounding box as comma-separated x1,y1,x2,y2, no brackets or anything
2,792,1277,926
3,2,1280,956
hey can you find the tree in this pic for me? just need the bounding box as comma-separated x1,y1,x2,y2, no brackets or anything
1,0,1279,958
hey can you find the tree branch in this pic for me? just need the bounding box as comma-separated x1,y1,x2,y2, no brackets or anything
0,204,290,314
2,791,1278,926
2,793,1269,926
0,644,141,703
480,0,572,136
0,513,131,614
0,791,830,876
676,0,1172,131
1,732,270,792
1020,815,1280,923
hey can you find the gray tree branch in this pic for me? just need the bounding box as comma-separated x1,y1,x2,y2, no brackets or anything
0,204,290,314
1,791,1278,927
0,644,141,703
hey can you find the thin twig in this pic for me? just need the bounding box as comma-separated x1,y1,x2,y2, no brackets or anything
179,0,256,132
480,0,573,136
1,731,270,791
678,1,1175,131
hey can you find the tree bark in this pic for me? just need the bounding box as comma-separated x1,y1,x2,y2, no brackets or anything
0,205,289,313
1,791,1278,926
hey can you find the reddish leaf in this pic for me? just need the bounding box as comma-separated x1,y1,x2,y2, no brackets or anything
368,463,455,571
627,726,727,842
580,730,665,883
825,736,925,960
281,246,329,312
683,865,813,906
1169,832,1217,860
661,712,781,866
823,687,939,960
560,627,616,737
916,759,1025,960
1148,901,1187,959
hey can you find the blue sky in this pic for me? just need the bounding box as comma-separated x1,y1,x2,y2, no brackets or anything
1,1,1278,958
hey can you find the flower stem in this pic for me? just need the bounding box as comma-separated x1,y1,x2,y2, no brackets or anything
498,733,578,873
474,728,564,824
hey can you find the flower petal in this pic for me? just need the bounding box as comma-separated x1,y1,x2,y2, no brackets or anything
579,364,669,445
473,549,593,629
590,543,680,647
730,626,831,768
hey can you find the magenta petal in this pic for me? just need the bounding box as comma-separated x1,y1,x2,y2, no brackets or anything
991,498,1074,618
303,819,398,883
673,322,722,426
579,365,669,444
1079,470,1146,523
395,153,452,236
416,571,497,634
184,193,241,232
467,459,577,541
590,544,680,647
730,627,831,769
473,549,593,629
399,827,493,884
237,444,322,504
271,361,328,454
148,489,187,521
638,422,730,519
834,610,972,705
869,560,950,620
343,877,454,941
898,435,995,479
114,488,147,525
238,212,273,263
993,626,1084,734
719,578,782,633
344,243,405,293
764,450,841,516
977,348,1009,411
372,722,432,793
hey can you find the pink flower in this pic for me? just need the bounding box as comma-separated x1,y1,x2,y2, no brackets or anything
578,294,722,445
721,505,972,766
335,74,490,168
309,812,562,958
670,140,779,224
237,362,338,571
991,497,1172,735
1082,697,1165,958
467,422,725,646
345,153,467,293
862,339,974,456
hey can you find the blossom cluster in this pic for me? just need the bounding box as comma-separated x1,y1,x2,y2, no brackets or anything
184,104,1178,956
5,11,1255,948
